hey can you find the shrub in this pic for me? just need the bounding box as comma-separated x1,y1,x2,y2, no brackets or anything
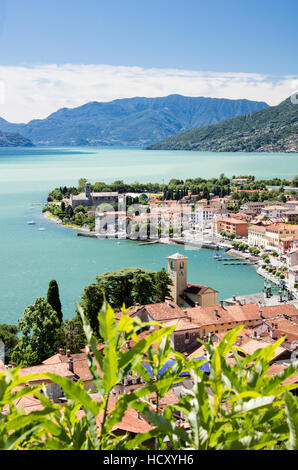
0,303,297,450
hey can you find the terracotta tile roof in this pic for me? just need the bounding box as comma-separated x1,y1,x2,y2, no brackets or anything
259,304,298,319
267,364,298,385
185,283,218,295
138,302,187,322
2,394,47,415
237,338,285,358
77,397,153,434
216,217,248,225
19,363,75,382
266,318,298,343
267,318,298,335
147,390,179,408
42,352,103,383
187,305,234,326
186,303,260,327
249,225,266,232
164,318,201,331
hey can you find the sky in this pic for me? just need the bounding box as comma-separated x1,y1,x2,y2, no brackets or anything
0,0,297,122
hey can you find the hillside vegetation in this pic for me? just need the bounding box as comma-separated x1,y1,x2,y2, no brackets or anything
146,97,298,153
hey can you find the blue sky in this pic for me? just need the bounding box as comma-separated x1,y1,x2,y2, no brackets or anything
0,0,297,74
0,0,297,121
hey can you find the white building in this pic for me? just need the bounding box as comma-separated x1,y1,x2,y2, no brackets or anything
190,206,215,227
248,225,266,248
261,205,287,219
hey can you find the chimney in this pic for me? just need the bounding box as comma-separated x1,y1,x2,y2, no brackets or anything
259,310,264,319
66,349,71,358
195,302,200,307
68,358,74,373
214,309,220,318
165,297,172,304
220,300,224,308
59,348,63,355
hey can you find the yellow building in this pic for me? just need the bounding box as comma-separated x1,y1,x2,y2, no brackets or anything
167,253,218,307
265,223,298,250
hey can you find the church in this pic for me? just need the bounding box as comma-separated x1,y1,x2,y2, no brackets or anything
167,252,218,307
69,181,122,209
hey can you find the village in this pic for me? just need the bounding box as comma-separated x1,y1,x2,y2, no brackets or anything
1,246,298,443
45,176,298,299
2,174,296,445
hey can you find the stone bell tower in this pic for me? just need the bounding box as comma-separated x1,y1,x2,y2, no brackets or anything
85,181,91,199
168,253,188,305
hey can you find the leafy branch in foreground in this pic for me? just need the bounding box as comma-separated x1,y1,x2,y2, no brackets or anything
0,304,297,450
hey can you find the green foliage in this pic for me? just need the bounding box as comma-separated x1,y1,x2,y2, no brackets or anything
147,97,298,153
0,324,19,363
79,268,173,334
56,318,86,354
47,280,63,324
11,298,60,367
0,305,297,450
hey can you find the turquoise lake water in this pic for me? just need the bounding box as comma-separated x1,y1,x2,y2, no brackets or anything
0,146,297,325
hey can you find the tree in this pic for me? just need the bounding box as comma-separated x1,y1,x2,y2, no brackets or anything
130,273,155,305
66,204,74,218
78,178,87,192
56,318,86,354
47,280,63,324
11,298,60,367
0,324,19,363
79,268,173,334
154,268,173,302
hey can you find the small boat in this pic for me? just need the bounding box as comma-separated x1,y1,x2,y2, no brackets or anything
38,228,46,231
27,221,36,225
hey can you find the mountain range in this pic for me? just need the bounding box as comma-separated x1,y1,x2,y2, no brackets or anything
0,95,268,147
146,97,298,153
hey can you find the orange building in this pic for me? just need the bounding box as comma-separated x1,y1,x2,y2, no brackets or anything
213,216,248,237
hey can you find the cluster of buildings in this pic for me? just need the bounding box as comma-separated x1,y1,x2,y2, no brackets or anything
1,252,297,443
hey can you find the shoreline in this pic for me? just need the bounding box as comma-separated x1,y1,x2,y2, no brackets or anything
43,210,91,233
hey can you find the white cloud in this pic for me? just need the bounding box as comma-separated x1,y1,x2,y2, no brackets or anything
0,63,297,123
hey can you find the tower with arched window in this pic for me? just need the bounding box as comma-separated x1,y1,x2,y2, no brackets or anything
168,253,188,304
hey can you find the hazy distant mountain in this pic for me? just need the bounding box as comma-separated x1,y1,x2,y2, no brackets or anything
0,129,33,147
0,95,268,147
146,97,298,153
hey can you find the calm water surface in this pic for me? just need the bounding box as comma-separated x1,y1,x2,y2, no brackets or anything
0,147,297,324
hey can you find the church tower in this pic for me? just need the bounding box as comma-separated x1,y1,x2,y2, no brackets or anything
168,253,188,305
85,181,91,199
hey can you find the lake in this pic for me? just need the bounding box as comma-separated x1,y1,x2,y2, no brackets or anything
0,146,297,324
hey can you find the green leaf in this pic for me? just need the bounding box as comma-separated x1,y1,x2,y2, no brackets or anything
284,391,298,450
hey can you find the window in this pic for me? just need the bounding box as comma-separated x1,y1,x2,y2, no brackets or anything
180,261,184,269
